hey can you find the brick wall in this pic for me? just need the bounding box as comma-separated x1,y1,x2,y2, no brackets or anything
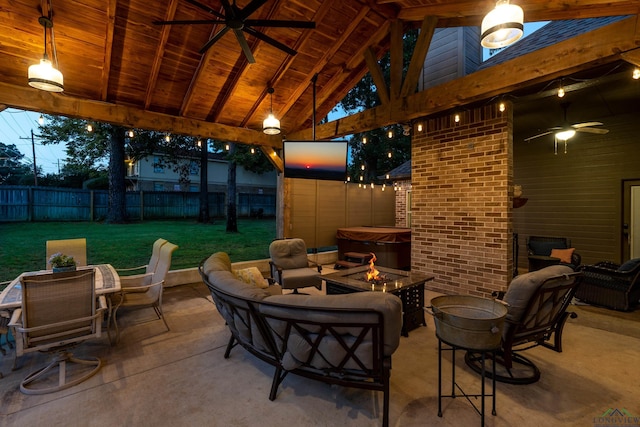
411,103,513,297
394,180,410,227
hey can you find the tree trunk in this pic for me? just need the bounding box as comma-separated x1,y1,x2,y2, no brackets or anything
198,139,210,223
226,143,238,232
107,126,127,223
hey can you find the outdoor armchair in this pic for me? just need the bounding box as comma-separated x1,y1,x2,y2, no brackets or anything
115,238,168,276
46,238,87,268
576,258,640,311
110,241,178,343
268,238,322,293
9,269,106,394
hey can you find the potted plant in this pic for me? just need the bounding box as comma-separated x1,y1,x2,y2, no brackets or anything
49,252,77,272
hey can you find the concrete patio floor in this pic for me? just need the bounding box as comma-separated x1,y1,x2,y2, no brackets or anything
0,279,639,427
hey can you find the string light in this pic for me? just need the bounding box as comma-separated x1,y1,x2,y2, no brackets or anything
454,113,461,123
362,136,367,144
128,130,134,138
387,130,393,138
633,68,640,80
38,115,44,125
557,86,565,98
361,165,365,170
346,176,351,182
386,174,390,180
225,144,230,151
86,123,93,132
387,152,392,158
417,123,423,132
165,134,171,143
197,139,202,147
251,147,255,154
499,102,506,112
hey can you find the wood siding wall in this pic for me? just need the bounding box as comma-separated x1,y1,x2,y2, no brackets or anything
285,178,396,249
412,104,513,297
419,27,482,91
513,111,640,267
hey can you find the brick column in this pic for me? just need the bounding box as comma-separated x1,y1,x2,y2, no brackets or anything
411,103,513,297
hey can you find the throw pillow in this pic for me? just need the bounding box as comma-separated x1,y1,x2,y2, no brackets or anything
233,267,269,289
550,248,575,264
618,258,640,272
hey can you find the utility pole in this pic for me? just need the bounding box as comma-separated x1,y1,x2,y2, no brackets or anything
19,129,38,186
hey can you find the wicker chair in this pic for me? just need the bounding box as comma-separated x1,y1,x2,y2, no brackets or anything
576,259,640,311
466,265,582,384
9,269,106,394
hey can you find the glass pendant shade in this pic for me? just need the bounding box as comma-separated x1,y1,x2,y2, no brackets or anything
555,129,576,141
263,113,281,135
481,0,524,49
28,57,64,92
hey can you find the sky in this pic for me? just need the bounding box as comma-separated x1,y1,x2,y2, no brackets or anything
0,108,66,174
1,23,549,176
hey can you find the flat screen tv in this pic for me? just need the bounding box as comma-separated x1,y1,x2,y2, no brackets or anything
283,140,348,181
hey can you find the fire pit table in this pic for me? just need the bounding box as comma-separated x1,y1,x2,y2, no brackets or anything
322,265,434,337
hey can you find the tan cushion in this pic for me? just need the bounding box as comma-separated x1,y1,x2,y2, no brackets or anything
550,248,575,264
269,239,310,270
203,252,232,273
233,267,269,289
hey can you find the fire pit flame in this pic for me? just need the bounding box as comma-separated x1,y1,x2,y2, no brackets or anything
365,253,386,284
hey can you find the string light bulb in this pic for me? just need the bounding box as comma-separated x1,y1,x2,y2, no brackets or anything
633,68,640,80
38,115,44,125
361,165,365,170
362,136,367,144
86,123,93,132
165,134,171,143
417,123,423,132
454,113,461,123
499,102,506,112
557,86,565,98
225,144,230,151
387,130,393,138
128,130,134,138
387,152,392,158
251,147,256,154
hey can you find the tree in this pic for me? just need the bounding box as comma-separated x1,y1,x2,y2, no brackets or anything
0,142,32,185
337,29,417,182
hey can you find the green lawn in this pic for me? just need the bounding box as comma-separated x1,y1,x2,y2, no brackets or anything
0,219,276,282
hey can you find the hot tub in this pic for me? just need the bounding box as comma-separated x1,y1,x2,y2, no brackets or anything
336,226,411,270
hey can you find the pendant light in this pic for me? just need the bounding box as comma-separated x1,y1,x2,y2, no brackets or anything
28,16,64,92
481,0,524,49
263,87,281,135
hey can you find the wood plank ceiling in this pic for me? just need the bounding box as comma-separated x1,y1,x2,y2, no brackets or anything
1,0,639,152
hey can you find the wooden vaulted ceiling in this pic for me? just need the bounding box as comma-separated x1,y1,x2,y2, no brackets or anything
1,0,639,157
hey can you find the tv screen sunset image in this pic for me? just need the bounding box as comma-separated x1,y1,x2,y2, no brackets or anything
284,141,347,181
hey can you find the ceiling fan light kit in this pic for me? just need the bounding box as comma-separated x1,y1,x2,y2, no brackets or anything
28,16,64,92
481,0,524,49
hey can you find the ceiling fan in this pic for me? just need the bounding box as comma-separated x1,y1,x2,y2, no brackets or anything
524,101,609,154
153,0,316,63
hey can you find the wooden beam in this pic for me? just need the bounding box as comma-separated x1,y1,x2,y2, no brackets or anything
101,0,117,101
389,20,403,101
364,47,389,105
401,16,438,98
145,0,178,109
621,48,640,67
260,146,284,173
287,16,640,141
0,82,281,149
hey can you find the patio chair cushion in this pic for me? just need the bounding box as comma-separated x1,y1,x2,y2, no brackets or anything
618,257,640,272
503,265,575,324
233,267,269,289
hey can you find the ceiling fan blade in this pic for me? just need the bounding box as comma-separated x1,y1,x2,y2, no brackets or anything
576,127,609,135
244,26,297,56
238,0,269,20
153,19,225,26
199,26,230,55
524,131,553,142
572,121,603,129
234,29,256,63
184,0,226,19
245,19,316,29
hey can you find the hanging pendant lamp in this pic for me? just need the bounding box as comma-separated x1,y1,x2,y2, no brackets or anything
481,0,524,49
28,16,64,92
263,87,281,135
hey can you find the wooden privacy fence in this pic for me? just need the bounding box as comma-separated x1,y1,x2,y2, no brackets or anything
0,186,275,222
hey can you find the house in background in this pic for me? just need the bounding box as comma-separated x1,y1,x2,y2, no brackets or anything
126,152,277,194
